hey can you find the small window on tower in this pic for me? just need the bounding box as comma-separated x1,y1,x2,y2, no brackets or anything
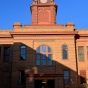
38,0,50,4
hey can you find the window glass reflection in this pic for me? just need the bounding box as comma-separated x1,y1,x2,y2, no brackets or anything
36,45,52,66
4,47,10,62
78,46,84,60
64,70,70,84
36,60,40,65
42,45,46,52
42,54,46,65
48,54,52,65
20,55,26,60
36,54,40,59
21,49,26,54
36,47,40,53
4,47,10,54
21,46,26,48
20,45,26,60
48,47,51,52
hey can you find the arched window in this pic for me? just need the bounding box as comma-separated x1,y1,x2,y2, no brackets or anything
20,45,26,60
36,45,52,66
62,45,68,59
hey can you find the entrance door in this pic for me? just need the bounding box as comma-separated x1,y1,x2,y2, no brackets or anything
34,80,54,88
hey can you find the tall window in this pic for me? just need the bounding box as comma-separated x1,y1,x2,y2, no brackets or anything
63,70,70,84
36,45,52,66
62,45,68,59
20,45,26,60
78,46,84,60
4,47,10,62
19,71,25,83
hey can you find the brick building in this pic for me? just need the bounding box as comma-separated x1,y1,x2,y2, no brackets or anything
0,0,87,88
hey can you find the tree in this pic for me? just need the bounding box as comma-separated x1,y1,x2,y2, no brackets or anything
82,79,88,88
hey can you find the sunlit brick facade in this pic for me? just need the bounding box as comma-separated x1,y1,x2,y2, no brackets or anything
0,0,88,88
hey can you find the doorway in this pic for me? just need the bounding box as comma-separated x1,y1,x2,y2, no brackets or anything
34,80,54,88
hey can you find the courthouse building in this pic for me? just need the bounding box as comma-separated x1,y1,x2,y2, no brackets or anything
0,0,88,88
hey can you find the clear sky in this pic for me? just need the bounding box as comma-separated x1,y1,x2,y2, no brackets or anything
0,0,88,30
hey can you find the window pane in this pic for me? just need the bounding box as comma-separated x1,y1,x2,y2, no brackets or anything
21,46,26,48
78,47,84,60
48,60,52,65
36,47,40,53
20,46,26,60
4,47,10,55
20,71,25,83
64,78,69,84
36,45,52,66
42,60,46,65
48,54,52,65
48,47,51,52
20,55,26,60
64,71,69,76
78,47,83,53
63,48,67,53
36,54,40,59
20,78,25,83
42,54,46,65
20,71,25,77
63,54,67,59
64,70,70,84
36,54,40,65
63,45,67,49
21,49,26,54
4,47,10,62
62,45,68,59
79,54,84,60
42,54,46,59
4,56,9,62
36,59,40,65
42,45,46,52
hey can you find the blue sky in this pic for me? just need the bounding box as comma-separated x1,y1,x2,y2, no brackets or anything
0,0,88,30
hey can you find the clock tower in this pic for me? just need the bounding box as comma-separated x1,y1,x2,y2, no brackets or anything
30,0,57,25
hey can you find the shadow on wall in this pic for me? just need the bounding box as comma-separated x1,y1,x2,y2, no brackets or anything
0,42,86,88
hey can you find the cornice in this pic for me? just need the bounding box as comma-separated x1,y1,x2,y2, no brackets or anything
12,35,76,38
78,34,88,37
10,31,78,35
0,34,12,38
0,31,78,38
76,40,88,42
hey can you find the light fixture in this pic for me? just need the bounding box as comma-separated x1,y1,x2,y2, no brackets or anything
42,80,47,84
